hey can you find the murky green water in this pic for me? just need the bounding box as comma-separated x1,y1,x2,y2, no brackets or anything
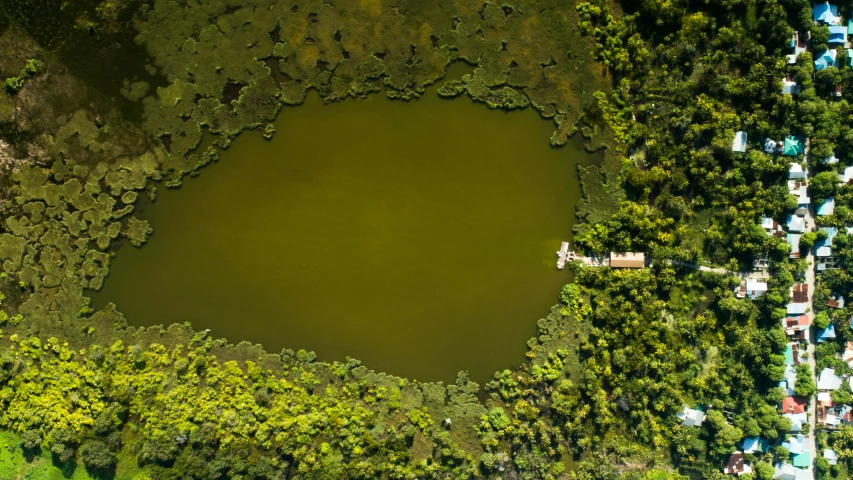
93,89,593,383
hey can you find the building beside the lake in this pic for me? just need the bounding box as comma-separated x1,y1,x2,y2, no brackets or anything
609,252,645,269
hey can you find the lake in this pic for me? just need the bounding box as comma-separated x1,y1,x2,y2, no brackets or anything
92,85,593,383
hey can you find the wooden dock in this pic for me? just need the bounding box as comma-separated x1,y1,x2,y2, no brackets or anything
557,241,577,269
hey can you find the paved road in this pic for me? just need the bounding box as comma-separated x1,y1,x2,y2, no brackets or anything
804,140,817,480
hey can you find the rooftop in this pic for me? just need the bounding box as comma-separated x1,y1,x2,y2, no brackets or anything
813,3,841,25
732,131,747,153
817,197,835,216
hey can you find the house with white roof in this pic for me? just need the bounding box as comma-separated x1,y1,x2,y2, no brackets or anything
737,278,768,299
825,449,838,466
788,180,810,206
678,407,706,427
786,214,806,233
732,131,747,153
783,434,806,455
840,166,853,185
789,162,806,179
818,368,843,391
780,364,799,395
773,463,810,480
823,153,839,164
784,412,809,432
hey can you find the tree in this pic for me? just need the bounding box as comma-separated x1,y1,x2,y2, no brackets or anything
799,232,817,249
3,77,23,94
814,312,830,330
79,440,116,470
833,379,853,405
795,364,816,398
811,25,830,51
755,462,775,480
810,171,838,201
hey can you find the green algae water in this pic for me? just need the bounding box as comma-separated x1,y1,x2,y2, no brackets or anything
93,91,593,383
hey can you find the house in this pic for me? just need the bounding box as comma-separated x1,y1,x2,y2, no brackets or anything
783,396,808,414
609,252,645,269
784,412,809,432
815,49,838,71
789,162,806,179
724,452,753,476
837,83,843,98
784,137,805,156
782,74,799,95
787,234,801,259
788,180,810,206
829,25,848,44
818,368,843,391
737,278,768,299
792,451,812,469
818,198,836,216
816,227,838,257
786,214,806,232
732,131,747,153
762,216,784,237
773,463,811,480
784,343,800,365
678,407,706,427
818,323,837,343
823,153,839,164
765,138,780,153
841,166,853,184
783,434,806,455
788,32,807,63
849,48,853,68
827,295,845,309
791,283,809,303
825,449,839,466
781,364,798,395
774,463,811,480
842,341,853,367
743,437,769,454
784,315,810,339
813,3,841,25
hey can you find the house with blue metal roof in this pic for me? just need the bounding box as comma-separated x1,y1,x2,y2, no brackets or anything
815,49,838,71
818,323,836,343
743,437,769,454
813,3,841,25
784,136,805,155
816,227,838,258
817,197,835,216
829,25,848,44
